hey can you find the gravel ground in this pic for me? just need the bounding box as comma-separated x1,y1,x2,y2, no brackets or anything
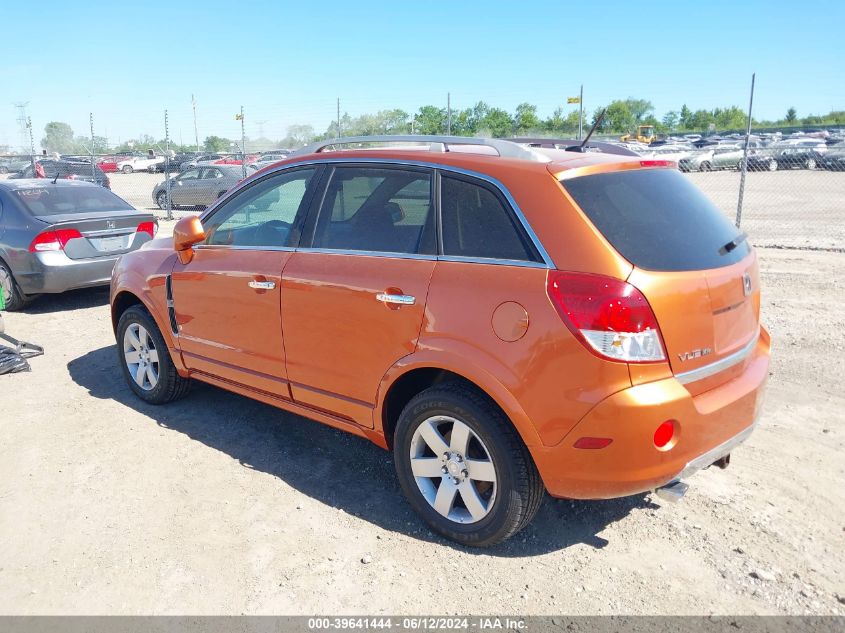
0,239,843,615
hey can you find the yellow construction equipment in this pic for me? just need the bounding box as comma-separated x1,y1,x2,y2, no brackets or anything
620,125,657,143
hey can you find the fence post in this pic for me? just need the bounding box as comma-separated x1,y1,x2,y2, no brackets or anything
90,113,96,182
736,73,756,228
164,110,172,221
27,117,35,173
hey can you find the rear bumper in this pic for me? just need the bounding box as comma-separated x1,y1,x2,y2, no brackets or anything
16,251,120,294
532,327,770,499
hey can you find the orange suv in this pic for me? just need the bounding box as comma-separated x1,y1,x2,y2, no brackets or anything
110,136,770,546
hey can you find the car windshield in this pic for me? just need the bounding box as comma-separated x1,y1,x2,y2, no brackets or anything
14,185,133,216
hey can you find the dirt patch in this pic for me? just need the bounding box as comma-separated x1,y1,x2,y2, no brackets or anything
0,246,843,615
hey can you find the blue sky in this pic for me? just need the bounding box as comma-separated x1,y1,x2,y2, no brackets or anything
2,0,843,149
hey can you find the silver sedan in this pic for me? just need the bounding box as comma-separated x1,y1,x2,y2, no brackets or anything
151,165,251,210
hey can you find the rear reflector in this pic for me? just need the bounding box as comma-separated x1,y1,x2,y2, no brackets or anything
654,420,676,448
136,221,156,238
547,271,666,363
28,229,83,252
573,437,613,449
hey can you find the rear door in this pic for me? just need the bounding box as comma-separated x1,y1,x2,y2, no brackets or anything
171,165,321,397
561,167,760,391
281,163,436,426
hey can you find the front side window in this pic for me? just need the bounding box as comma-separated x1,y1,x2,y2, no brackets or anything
179,169,201,181
440,175,539,262
204,167,317,248
311,166,434,255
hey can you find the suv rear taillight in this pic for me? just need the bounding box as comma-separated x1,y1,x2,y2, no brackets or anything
28,229,83,252
547,271,666,363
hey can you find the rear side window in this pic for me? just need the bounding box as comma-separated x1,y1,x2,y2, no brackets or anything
13,186,133,216
440,175,539,262
562,168,750,271
312,166,434,255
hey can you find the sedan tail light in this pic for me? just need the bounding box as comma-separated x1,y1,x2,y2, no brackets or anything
136,221,156,238
28,229,83,252
547,271,666,363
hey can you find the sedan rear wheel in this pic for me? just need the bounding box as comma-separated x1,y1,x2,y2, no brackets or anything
0,261,29,311
806,158,817,170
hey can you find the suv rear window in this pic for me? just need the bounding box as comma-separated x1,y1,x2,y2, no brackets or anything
561,168,750,271
14,186,133,216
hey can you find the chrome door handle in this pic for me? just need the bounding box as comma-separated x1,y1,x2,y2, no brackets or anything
376,293,415,306
248,280,276,290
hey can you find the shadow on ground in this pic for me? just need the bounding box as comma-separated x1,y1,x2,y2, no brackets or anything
23,287,110,314
68,344,657,556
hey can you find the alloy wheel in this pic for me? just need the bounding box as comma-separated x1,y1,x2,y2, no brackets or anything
123,323,160,391
409,415,497,524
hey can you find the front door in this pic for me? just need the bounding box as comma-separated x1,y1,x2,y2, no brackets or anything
170,168,204,206
171,166,321,398
282,164,436,426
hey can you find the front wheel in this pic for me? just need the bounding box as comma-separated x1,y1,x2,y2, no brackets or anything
122,165,133,174
806,158,817,170
116,306,190,404
393,383,544,547
156,191,169,210
699,161,712,172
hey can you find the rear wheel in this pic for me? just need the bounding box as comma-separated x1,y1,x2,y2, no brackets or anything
117,306,190,404
393,383,544,547
805,158,817,170
122,165,133,174
768,159,778,172
0,261,31,311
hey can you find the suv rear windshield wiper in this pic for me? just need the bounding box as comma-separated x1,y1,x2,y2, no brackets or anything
719,233,747,255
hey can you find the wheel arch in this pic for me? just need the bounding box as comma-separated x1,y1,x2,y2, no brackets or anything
375,353,543,452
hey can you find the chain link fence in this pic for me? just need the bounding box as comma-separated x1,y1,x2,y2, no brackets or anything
2,124,843,252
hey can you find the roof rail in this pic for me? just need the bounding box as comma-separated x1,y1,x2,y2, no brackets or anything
292,135,550,162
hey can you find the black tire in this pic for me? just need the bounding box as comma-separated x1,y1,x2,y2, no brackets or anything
768,159,778,172
0,260,32,311
122,165,133,174
394,382,544,547
156,191,168,210
699,161,712,172
806,158,817,170
116,305,190,404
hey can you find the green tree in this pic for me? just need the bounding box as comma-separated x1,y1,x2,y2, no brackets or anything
514,102,541,134
204,135,231,152
785,107,797,123
662,111,679,131
688,109,715,131
41,122,75,153
414,105,447,135
478,108,514,137
679,104,692,129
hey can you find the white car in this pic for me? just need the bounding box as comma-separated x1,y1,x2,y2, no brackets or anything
116,154,165,174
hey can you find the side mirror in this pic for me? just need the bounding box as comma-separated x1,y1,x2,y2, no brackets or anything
173,216,205,264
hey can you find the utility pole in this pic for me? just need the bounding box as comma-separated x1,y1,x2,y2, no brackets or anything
90,112,96,181
336,98,341,138
192,94,199,153
164,110,172,221
14,102,29,155
578,84,584,140
447,92,452,135
239,106,246,179
26,117,35,171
